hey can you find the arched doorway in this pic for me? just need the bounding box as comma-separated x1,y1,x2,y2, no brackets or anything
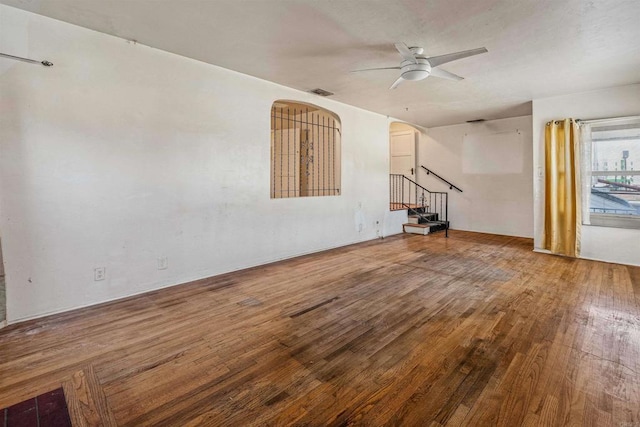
389,122,420,181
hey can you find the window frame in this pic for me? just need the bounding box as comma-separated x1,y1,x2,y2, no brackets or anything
580,117,640,230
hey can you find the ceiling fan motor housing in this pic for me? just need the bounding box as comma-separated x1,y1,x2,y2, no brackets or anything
400,58,431,81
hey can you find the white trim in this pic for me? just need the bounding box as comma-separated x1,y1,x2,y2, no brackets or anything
577,254,640,267
589,214,640,230
534,246,640,267
533,248,552,254
577,115,640,125
591,170,640,176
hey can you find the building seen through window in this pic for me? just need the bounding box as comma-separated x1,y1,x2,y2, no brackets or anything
584,117,640,229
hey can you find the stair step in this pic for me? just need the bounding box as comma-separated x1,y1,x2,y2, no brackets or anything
426,221,448,232
403,223,431,235
408,213,439,223
403,221,448,235
409,206,428,214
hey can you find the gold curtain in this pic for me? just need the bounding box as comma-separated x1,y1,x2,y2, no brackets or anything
543,119,581,257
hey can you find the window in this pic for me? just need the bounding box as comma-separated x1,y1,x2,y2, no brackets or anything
582,117,640,229
270,101,341,198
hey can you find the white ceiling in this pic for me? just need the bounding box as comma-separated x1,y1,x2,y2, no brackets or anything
2,0,640,127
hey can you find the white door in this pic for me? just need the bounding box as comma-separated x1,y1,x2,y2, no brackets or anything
390,130,416,180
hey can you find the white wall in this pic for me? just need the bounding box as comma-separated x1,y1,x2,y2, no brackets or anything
421,116,534,238
0,5,401,322
532,84,640,266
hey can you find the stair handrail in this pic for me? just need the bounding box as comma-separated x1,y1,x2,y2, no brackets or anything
420,165,462,193
391,173,446,196
390,174,449,237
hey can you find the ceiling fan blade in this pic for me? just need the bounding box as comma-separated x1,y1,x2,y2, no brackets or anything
389,76,405,90
394,42,418,64
427,47,488,67
430,67,464,81
350,66,401,73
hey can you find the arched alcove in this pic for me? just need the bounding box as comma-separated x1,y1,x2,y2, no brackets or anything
271,101,341,198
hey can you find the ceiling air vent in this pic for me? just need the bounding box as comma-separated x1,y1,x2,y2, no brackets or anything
466,119,486,123
309,88,334,97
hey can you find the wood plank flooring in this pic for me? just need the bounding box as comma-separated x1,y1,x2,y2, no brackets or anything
0,230,639,426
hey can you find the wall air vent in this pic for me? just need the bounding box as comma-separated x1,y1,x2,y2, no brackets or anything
466,119,486,123
309,88,334,97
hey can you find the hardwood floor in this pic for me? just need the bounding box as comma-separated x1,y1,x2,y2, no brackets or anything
1,231,638,426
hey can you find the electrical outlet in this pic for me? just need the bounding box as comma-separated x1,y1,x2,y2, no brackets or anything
94,267,106,281
158,256,168,270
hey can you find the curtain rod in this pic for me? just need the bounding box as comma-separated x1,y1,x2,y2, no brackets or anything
0,52,53,67
576,115,640,125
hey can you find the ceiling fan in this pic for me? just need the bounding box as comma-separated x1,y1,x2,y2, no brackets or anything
352,42,488,89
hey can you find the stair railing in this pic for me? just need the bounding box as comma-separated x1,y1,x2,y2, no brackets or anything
390,174,449,237
420,165,462,192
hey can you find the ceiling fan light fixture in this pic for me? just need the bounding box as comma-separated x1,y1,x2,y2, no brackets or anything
402,70,429,81
400,58,431,81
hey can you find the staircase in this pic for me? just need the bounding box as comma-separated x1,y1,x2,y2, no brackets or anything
390,174,450,237
404,206,449,235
